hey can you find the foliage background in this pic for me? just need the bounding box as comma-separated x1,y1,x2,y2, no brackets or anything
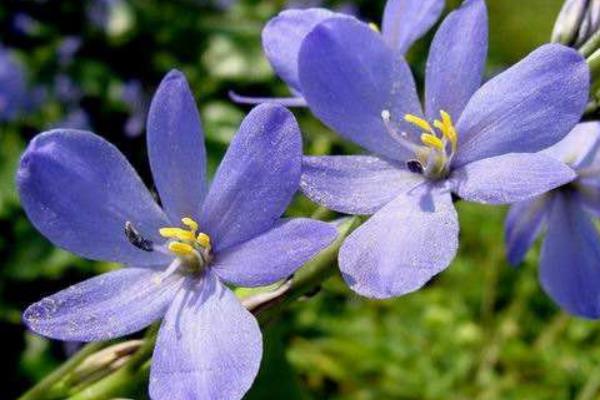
1,0,598,399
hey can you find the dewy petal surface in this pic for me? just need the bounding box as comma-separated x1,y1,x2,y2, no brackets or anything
298,17,423,162
201,104,301,252
505,196,549,266
147,70,207,223
425,0,487,119
339,187,458,299
212,218,337,287
23,267,183,341
150,272,262,400
262,8,345,93
382,0,445,54
300,155,424,215
455,44,589,167
540,193,600,319
452,153,576,205
17,130,171,266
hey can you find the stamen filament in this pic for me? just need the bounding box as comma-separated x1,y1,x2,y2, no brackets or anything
381,110,422,153
154,258,183,284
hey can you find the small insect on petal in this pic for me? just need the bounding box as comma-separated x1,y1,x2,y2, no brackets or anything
124,221,154,252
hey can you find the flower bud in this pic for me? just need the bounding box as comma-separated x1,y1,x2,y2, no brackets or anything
68,340,143,388
552,0,600,47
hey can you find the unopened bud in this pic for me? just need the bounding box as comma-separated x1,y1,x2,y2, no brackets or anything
552,0,600,47
68,340,143,387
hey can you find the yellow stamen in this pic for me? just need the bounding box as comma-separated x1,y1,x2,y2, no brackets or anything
440,110,457,143
181,217,198,232
369,22,380,33
159,227,195,242
168,242,194,257
404,114,434,133
421,133,444,151
196,232,211,248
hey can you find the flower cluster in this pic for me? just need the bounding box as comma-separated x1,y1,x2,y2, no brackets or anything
16,0,600,399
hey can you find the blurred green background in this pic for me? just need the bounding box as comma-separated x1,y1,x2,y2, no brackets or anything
3,0,599,399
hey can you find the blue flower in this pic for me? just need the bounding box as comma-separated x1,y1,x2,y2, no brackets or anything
18,70,337,399
506,122,600,319
231,0,445,107
297,0,588,299
0,45,30,121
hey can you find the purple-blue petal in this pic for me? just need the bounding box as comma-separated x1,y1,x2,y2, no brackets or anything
338,187,458,299
23,267,183,341
262,8,346,93
425,0,487,120
577,179,600,217
212,218,336,287
454,44,589,167
17,130,171,266
542,122,600,170
300,155,425,215
298,17,423,162
540,193,600,319
201,104,301,252
147,70,207,223
382,0,445,54
451,153,576,205
229,91,308,107
150,272,262,400
504,196,549,266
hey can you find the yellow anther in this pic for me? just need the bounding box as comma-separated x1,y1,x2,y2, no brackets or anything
369,22,380,33
181,217,198,232
196,232,211,248
159,228,196,242
168,242,194,257
440,110,453,127
421,133,444,151
440,111,457,142
404,114,434,133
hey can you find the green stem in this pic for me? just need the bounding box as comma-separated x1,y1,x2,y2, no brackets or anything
586,48,600,81
17,342,107,400
256,216,361,324
580,30,600,58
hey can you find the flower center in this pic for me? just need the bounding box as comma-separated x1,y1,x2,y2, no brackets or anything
381,109,458,180
159,217,212,273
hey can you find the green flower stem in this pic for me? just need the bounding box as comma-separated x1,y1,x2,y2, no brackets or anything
581,30,600,58
587,48,600,82
25,215,361,400
17,341,107,400
256,216,361,325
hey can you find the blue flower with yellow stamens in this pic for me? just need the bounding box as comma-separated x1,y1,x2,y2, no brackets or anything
18,70,337,400
297,0,588,299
